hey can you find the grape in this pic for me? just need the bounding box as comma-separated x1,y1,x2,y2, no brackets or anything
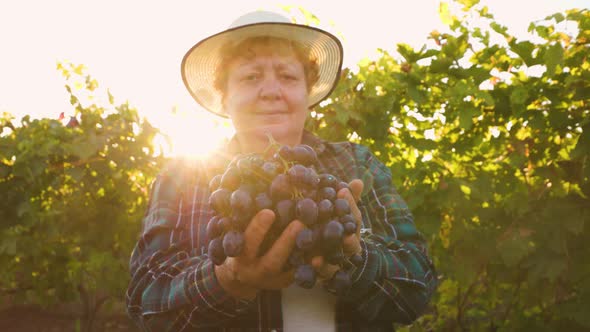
343,221,357,235
238,182,259,196
294,264,316,289
291,145,317,166
252,180,268,194
334,198,351,217
261,161,280,180
223,231,244,257
301,188,317,200
249,154,265,169
318,187,337,201
317,199,334,222
209,174,222,192
207,144,361,290
300,145,318,165
288,249,305,267
255,192,273,211
230,188,253,215
319,174,338,188
270,174,292,201
231,213,251,230
217,216,231,233
277,145,293,160
237,157,254,177
350,253,363,266
329,270,351,296
323,220,344,247
275,199,295,229
311,224,324,247
304,167,320,188
336,181,350,192
209,188,231,215
206,216,222,240
220,167,241,191
296,228,314,251
296,198,318,226
208,237,226,265
287,164,307,186
340,214,355,224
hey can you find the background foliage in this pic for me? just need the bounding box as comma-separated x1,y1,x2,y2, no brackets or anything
1,1,589,331
310,1,590,330
0,63,165,330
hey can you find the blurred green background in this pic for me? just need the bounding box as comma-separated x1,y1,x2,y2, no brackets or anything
1,1,589,331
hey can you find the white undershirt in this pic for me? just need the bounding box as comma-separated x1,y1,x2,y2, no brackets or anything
281,282,337,332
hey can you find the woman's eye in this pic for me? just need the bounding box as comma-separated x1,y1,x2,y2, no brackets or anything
242,73,260,81
281,73,298,81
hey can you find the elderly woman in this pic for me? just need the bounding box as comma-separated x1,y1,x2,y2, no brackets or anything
126,11,436,331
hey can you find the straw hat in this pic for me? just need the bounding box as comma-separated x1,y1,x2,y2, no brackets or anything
181,10,343,117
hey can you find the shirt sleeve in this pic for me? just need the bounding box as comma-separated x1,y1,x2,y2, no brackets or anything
339,144,438,325
125,160,255,331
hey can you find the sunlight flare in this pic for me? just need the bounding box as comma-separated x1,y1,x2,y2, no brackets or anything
153,108,233,159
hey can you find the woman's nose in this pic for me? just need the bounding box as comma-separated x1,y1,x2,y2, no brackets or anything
258,75,282,100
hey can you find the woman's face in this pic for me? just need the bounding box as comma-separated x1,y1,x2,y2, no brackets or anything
223,51,309,150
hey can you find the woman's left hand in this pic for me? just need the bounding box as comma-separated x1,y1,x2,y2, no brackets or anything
311,179,364,281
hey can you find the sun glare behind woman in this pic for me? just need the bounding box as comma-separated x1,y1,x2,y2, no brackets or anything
154,108,233,160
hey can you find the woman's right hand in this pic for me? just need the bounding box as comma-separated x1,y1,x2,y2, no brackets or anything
215,209,304,300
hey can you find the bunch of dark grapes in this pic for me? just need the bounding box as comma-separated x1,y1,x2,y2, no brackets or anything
207,144,362,295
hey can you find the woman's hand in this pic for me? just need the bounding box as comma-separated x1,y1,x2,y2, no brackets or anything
215,209,305,300
311,179,364,281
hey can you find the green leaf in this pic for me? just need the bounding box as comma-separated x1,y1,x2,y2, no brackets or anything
70,141,98,160
397,43,417,62
497,234,531,267
457,0,480,11
544,42,564,76
475,90,495,106
439,2,453,26
527,252,567,282
572,123,590,159
334,104,350,125
510,86,529,106
429,56,453,73
490,22,509,37
66,167,85,182
510,40,537,66
17,201,30,218
0,238,17,255
69,94,79,106
459,107,478,130
564,215,585,235
107,89,115,105
545,12,565,23
407,84,426,104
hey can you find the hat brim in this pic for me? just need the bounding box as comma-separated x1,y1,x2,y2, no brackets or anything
181,22,343,118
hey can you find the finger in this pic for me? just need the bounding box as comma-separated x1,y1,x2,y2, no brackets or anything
316,262,339,281
310,255,339,281
337,186,362,237
260,220,304,272
311,256,323,270
342,234,362,257
243,209,275,260
349,179,364,202
259,270,295,290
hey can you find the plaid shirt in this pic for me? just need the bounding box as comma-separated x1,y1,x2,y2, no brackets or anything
126,131,437,331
